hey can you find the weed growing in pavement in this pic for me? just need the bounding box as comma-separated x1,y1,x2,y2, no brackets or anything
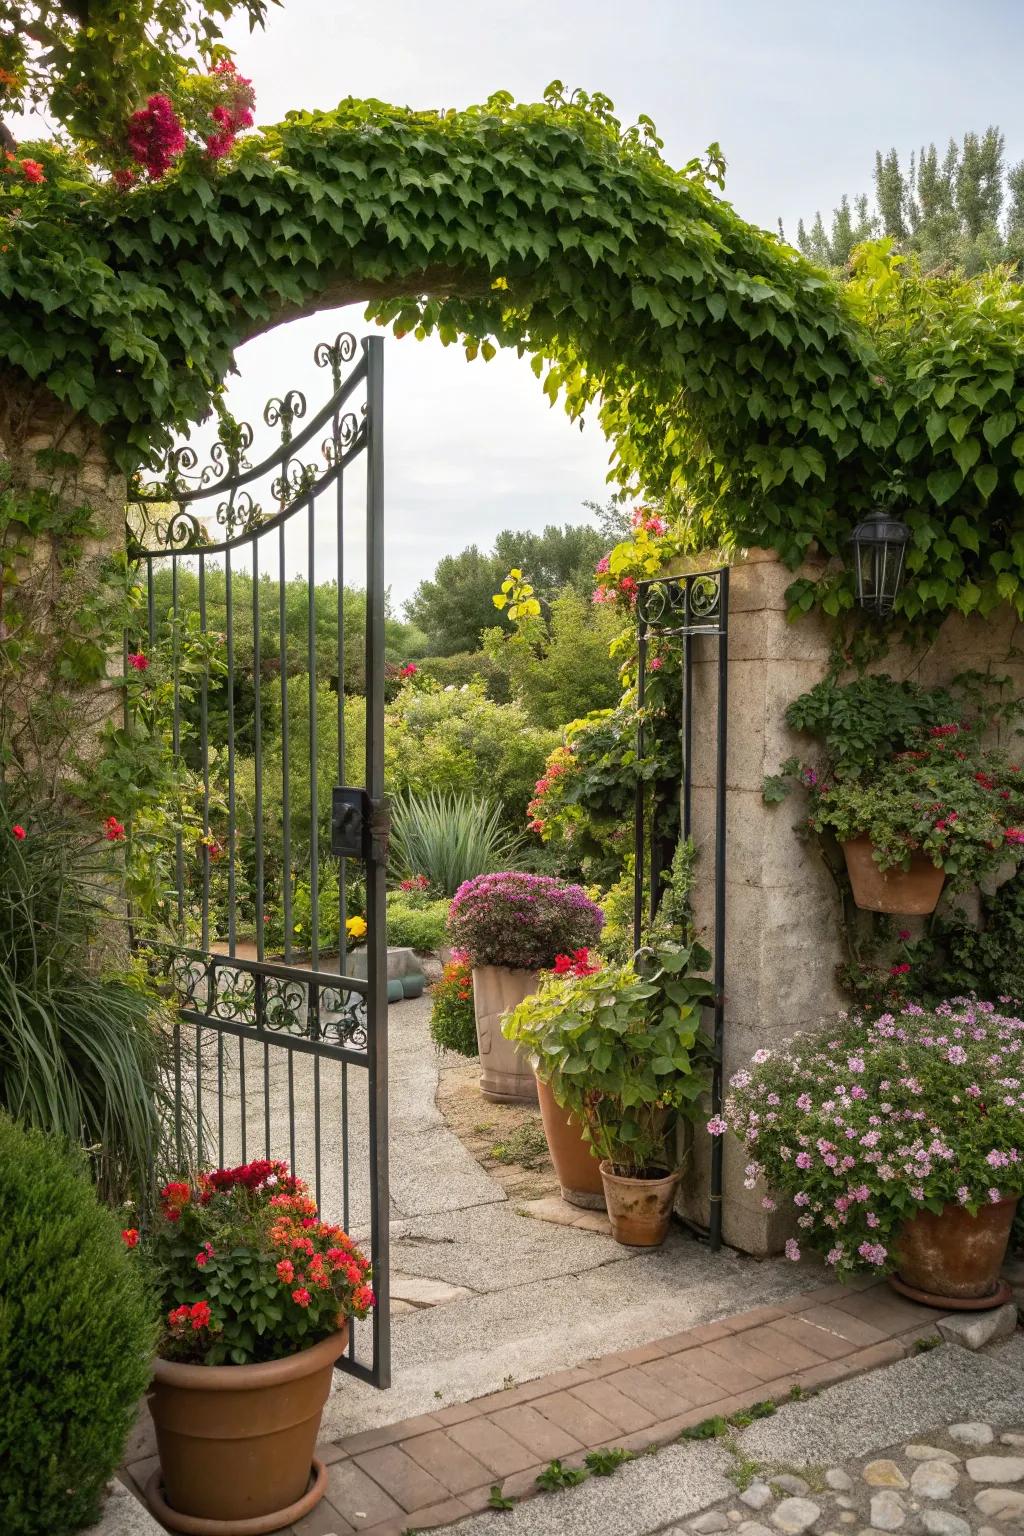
487,1485,516,1511
584,1448,634,1476
536,1459,588,1491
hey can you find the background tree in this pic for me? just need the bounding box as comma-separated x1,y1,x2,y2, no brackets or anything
405,522,605,654
792,127,1024,274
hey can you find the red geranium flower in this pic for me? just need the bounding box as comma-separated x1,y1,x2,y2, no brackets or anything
291,1287,312,1308
11,824,25,840
20,159,44,184
121,1228,140,1247
104,815,126,842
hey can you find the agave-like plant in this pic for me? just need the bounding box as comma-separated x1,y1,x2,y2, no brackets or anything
389,791,526,898
0,796,175,1203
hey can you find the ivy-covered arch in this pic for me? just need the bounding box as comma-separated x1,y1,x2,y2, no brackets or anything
2,86,1023,620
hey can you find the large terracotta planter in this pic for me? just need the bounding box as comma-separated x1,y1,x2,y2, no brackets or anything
536,1077,605,1209
842,835,946,915
473,964,540,1103
599,1162,682,1247
891,1196,1018,1309
145,1326,348,1535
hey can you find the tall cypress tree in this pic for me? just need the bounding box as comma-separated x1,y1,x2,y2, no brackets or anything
790,128,1022,274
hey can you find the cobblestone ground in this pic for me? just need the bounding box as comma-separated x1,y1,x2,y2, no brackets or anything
667,1421,1024,1535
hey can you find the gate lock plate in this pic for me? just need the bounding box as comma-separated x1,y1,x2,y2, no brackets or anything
331,787,390,863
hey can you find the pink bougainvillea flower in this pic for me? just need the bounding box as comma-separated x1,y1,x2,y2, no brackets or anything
127,94,186,180
104,815,126,842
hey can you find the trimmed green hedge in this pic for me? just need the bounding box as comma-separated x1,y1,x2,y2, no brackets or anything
0,1116,156,1536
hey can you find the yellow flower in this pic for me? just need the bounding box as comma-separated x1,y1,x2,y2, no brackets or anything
346,915,368,940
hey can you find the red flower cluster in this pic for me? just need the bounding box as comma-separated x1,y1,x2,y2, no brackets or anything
400,662,418,677
2,151,45,183
121,1227,140,1247
132,1161,375,1366
104,815,126,842
11,823,25,840
400,873,430,892
551,947,602,977
127,651,149,671
202,1157,298,1197
168,1299,212,1332
127,94,187,179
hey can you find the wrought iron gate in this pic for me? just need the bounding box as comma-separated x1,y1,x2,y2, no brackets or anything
127,334,390,1387
634,567,729,1251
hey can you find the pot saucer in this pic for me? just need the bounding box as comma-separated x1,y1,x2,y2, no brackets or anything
145,1458,326,1535
888,1274,1012,1312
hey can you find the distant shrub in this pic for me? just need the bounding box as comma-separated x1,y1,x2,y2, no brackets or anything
0,1116,156,1536
383,682,557,827
390,791,526,897
415,652,511,702
386,892,449,953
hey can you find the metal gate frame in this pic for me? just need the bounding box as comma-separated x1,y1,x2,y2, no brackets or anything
127,334,390,1387
633,567,729,1251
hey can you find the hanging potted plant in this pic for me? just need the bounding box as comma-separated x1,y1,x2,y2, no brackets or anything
128,1159,374,1535
769,678,1024,916
710,1000,1024,1308
809,728,1024,914
447,871,604,1104
504,938,714,1244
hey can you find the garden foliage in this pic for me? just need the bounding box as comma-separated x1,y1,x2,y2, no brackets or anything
0,1115,156,1536
428,952,477,1057
135,1158,374,1366
448,871,604,970
714,1001,1024,1279
504,939,714,1173
389,790,526,897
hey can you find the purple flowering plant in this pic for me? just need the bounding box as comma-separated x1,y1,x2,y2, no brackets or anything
709,1000,1024,1280
447,871,604,970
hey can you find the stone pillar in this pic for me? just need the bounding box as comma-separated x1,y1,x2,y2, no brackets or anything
677,551,841,1252
677,550,1024,1254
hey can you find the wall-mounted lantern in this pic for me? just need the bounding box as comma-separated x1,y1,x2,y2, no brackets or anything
849,508,910,616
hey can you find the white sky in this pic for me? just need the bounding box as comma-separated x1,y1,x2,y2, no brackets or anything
32,1,1024,606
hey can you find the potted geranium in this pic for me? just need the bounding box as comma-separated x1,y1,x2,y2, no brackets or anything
806,729,1024,913
129,1159,374,1534
447,871,604,1103
711,1000,1024,1307
503,939,714,1245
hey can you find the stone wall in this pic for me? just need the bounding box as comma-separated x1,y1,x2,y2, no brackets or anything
677,549,1024,1254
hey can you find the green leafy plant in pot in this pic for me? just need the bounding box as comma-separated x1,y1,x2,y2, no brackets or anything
503,939,714,1245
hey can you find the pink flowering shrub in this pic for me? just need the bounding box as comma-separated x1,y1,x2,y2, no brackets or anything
448,871,603,970
711,1001,1024,1279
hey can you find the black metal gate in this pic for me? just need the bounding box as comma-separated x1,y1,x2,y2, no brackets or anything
634,567,728,1251
127,334,390,1387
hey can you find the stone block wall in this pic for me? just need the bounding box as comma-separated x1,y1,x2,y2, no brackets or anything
677,549,1024,1255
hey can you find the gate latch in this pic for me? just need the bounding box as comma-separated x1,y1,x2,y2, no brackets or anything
331,787,390,863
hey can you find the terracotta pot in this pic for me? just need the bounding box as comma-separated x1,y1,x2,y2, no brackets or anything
893,1196,1018,1304
146,1326,348,1535
536,1077,605,1209
472,964,540,1103
842,836,946,915
599,1162,681,1247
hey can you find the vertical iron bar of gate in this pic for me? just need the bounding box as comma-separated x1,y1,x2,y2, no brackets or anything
364,336,390,1387
708,568,729,1252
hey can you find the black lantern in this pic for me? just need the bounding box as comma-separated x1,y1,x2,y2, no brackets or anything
849,508,910,616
